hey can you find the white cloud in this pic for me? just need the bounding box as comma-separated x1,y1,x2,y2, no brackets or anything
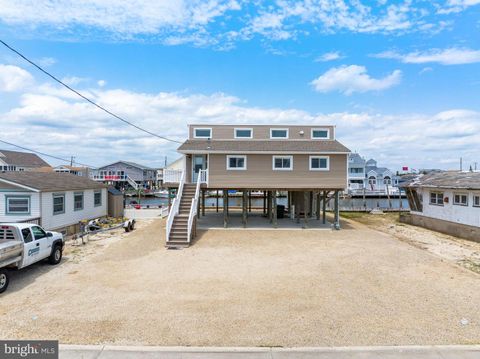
97,80,107,87
310,65,402,95
0,64,34,92
373,47,480,65
315,51,344,62
1,63,479,170
437,0,480,14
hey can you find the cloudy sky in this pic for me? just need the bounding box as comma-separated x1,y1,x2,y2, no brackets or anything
0,0,479,170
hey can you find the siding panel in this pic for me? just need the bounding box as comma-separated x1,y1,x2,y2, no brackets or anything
0,191,40,223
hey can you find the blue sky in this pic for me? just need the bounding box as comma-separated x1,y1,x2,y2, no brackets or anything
0,0,480,170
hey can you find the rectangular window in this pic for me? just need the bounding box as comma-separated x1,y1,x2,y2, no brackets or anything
6,196,30,214
226,155,247,170
453,193,468,206
194,128,212,138
94,191,102,207
74,192,84,211
311,128,330,139
429,192,444,206
234,128,253,139
272,156,293,170
349,168,363,174
310,156,330,171
473,195,480,207
270,128,289,139
53,193,65,215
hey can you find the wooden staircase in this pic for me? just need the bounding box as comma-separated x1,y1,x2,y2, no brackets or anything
167,183,197,247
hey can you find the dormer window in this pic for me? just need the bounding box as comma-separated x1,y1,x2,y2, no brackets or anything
312,128,329,139
270,128,288,139
234,128,253,139
194,128,212,138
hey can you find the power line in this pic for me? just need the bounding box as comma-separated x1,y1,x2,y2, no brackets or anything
0,39,182,144
0,139,94,168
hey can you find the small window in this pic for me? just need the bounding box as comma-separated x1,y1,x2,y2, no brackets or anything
272,156,293,170
31,226,47,240
310,156,329,171
368,176,376,185
74,192,84,211
430,192,444,206
453,193,468,206
21,228,33,243
270,128,288,139
53,193,65,215
226,155,247,170
234,128,253,139
473,195,480,207
384,176,392,185
6,196,30,214
194,128,212,138
311,128,329,139
349,168,363,174
94,191,102,207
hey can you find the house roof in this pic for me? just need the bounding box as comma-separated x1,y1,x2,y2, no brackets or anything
0,172,106,192
0,149,51,168
400,171,480,190
349,153,365,165
178,140,350,153
97,160,154,171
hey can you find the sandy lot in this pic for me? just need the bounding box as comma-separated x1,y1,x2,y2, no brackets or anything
0,217,479,347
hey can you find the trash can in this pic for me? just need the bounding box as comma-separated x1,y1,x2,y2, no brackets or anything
277,205,285,219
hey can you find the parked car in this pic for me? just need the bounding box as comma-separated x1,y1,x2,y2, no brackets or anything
0,223,65,293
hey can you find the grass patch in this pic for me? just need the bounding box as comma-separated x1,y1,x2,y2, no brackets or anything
340,212,368,219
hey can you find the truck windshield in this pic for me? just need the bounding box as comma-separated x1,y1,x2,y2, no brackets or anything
21,228,33,243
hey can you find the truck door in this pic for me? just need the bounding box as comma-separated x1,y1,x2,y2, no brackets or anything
30,226,51,261
21,227,41,267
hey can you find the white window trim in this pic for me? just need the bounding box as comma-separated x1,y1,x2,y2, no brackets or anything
226,155,247,170
453,193,469,206
193,127,212,139
429,191,444,206
234,128,253,139
473,194,480,208
270,128,289,139
311,128,330,140
309,156,330,171
272,155,293,171
6,196,30,215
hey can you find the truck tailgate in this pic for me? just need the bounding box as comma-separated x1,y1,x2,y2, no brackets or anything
0,241,23,262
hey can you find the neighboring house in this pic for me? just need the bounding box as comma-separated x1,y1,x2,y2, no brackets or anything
162,157,185,185
347,154,399,194
400,171,480,242
0,172,107,235
0,149,51,172
90,161,158,190
54,165,90,177
164,124,350,246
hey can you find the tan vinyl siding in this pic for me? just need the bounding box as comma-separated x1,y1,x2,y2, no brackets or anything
189,125,335,140
207,154,347,189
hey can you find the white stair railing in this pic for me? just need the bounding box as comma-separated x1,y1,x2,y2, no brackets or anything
166,171,185,242
187,169,206,243
126,175,139,190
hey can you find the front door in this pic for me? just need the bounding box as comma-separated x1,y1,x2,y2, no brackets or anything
192,155,207,183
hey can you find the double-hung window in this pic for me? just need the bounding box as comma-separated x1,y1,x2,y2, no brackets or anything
234,128,253,139
194,128,212,138
74,192,84,211
473,195,480,208
309,156,329,171
453,193,468,206
6,196,30,215
272,156,293,170
430,192,444,206
94,190,102,207
311,128,330,139
226,155,247,170
270,128,288,139
53,193,65,215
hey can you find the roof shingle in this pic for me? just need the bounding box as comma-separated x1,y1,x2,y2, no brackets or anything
401,171,480,190
0,149,50,168
0,172,106,192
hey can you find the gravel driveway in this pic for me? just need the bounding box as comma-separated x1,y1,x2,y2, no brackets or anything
0,218,479,347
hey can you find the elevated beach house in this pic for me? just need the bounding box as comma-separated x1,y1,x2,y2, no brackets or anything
0,172,107,234
400,171,480,242
90,161,158,190
163,124,350,247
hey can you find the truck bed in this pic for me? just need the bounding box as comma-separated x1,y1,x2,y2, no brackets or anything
0,226,23,266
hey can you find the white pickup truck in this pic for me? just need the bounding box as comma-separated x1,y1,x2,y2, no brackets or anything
0,223,65,293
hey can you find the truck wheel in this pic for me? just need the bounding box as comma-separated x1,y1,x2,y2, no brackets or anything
49,245,63,265
0,269,9,294
129,220,135,231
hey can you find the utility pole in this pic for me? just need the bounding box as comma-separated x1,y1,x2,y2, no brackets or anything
164,156,167,167
460,157,463,172
70,156,75,166
475,162,478,171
